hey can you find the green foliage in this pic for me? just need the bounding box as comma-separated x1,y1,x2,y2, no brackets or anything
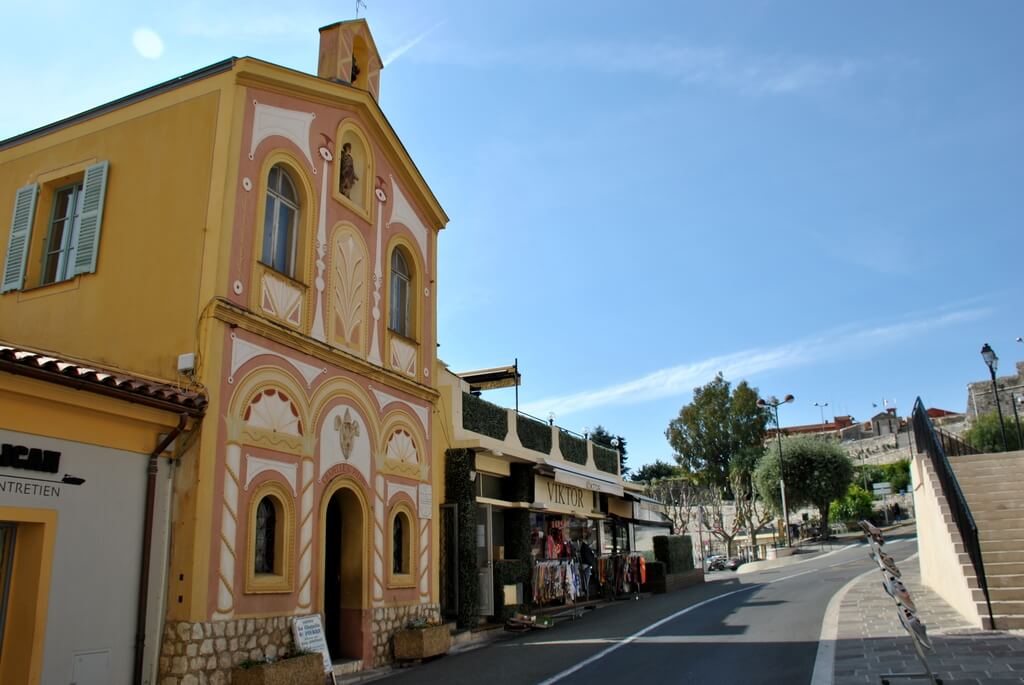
558,430,587,465
517,414,552,453
881,460,911,493
964,412,1022,453
590,425,629,475
665,374,769,489
444,448,478,628
653,535,694,573
630,460,683,483
492,559,530,621
753,436,854,537
829,484,875,523
462,392,508,441
593,444,619,474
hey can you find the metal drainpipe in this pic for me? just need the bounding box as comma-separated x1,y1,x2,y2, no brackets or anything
133,414,188,685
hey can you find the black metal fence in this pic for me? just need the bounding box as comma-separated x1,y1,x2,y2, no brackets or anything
911,398,994,628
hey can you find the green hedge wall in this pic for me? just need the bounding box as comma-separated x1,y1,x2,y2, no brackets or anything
558,431,587,465
653,535,694,574
492,559,530,622
517,414,552,454
462,392,509,441
593,444,618,474
445,448,478,628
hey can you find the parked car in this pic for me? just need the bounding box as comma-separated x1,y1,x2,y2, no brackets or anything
705,555,727,571
726,557,744,571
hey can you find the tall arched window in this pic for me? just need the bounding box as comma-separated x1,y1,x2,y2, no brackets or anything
262,165,300,278
392,513,406,574
388,248,411,337
254,496,277,574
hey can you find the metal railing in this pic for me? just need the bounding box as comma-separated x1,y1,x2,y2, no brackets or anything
911,398,994,628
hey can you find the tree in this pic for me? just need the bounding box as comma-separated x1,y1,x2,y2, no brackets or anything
665,374,770,489
644,476,710,537
700,486,743,557
729,448,773,559
829,484,874,525
964,412,1022,453
630,460,682,483
754,436,854,540
590,425,629,475
880,460,911,493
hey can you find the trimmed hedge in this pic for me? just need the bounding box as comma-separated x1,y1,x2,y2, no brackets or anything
445,448,478,628
558,430,587,465
492,559,530,622
653,535,694,574
517,414,552,454
462,392,508,441
593,444,618,474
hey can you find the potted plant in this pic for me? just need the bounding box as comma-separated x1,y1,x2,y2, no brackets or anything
230,650,324,685
393,619,451,660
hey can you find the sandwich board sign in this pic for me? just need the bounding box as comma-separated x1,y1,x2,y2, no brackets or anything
291,614,332,674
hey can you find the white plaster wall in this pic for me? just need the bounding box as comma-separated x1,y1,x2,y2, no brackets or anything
0,429,173,685
912,451,982,627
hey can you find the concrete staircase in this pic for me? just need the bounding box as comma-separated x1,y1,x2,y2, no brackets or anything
949,451,1024,630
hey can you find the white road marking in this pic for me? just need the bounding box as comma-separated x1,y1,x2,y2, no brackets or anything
536,537,917,685
809,543,918,685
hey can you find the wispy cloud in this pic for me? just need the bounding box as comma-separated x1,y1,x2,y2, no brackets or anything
416,38,860,95
520,307,990,418
383,21,446,67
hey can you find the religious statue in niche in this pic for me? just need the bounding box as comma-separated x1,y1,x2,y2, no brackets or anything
340,142,359,199
334,408,361,460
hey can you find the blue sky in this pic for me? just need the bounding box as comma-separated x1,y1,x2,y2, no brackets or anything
4,1,1022,470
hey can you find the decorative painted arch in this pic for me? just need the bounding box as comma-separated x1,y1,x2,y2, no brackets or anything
327,222,370,356
333,119,375,223
378,409,429,481
228,365,313,456
310,378,381,486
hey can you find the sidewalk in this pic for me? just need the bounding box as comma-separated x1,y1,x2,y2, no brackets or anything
832,557,1024,684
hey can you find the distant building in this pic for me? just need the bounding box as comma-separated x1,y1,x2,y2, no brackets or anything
966,360,1024,422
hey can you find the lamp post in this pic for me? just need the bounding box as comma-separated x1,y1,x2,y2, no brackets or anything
1012,394,1023,451
814,401,829,426
980,343,1009,452
758,394,794,547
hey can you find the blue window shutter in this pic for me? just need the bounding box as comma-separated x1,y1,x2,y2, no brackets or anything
2,183,38,293
72,160,109,276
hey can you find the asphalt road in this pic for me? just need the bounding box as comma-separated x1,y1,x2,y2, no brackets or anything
385,533,918,685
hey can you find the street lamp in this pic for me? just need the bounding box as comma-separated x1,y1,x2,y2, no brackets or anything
814,401,829,425
757,394,795,547
980,343,1009,451
1012,394,1023,451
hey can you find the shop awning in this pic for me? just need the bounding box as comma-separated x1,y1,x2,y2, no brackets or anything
540,459,624,497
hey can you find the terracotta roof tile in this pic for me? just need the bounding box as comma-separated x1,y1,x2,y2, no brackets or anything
0,343,207,415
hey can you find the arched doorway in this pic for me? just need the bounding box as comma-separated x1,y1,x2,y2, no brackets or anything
322,484,365,660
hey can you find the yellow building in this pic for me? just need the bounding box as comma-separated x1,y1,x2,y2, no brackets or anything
0,19,447,683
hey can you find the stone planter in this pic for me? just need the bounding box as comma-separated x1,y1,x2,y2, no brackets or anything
230,653,324,685
392,625,451,660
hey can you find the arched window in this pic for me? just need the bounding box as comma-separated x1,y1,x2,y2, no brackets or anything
392,513,406,574
388,248,411,337
262,165,300,277
246,483,294,593
254,496,277,574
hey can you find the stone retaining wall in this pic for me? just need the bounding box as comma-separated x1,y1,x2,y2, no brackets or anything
371,602,441,666
158,616,295,685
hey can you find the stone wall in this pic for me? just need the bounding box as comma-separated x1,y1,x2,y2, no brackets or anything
966,360,1024,422
842,431,914,467
158,616,294,685
371,602,441,667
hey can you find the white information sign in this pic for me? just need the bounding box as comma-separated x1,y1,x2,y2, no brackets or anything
418,483,433,519
291,614,332,674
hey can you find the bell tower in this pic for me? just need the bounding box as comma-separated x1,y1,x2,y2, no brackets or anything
318,19,383,100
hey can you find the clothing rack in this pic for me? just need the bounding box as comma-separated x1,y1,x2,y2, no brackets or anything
596,553,646,601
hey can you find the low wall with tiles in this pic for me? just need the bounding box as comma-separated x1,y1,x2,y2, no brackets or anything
371,602,442,666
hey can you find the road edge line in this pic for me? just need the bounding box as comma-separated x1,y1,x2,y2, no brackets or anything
809,550,920,685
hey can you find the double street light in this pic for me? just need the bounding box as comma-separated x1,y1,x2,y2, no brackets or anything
814,401,829,425
980,343,1010,452
757,393,794,547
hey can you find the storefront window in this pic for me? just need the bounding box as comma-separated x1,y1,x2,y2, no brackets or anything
599,519,630,555
633,522,671,561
